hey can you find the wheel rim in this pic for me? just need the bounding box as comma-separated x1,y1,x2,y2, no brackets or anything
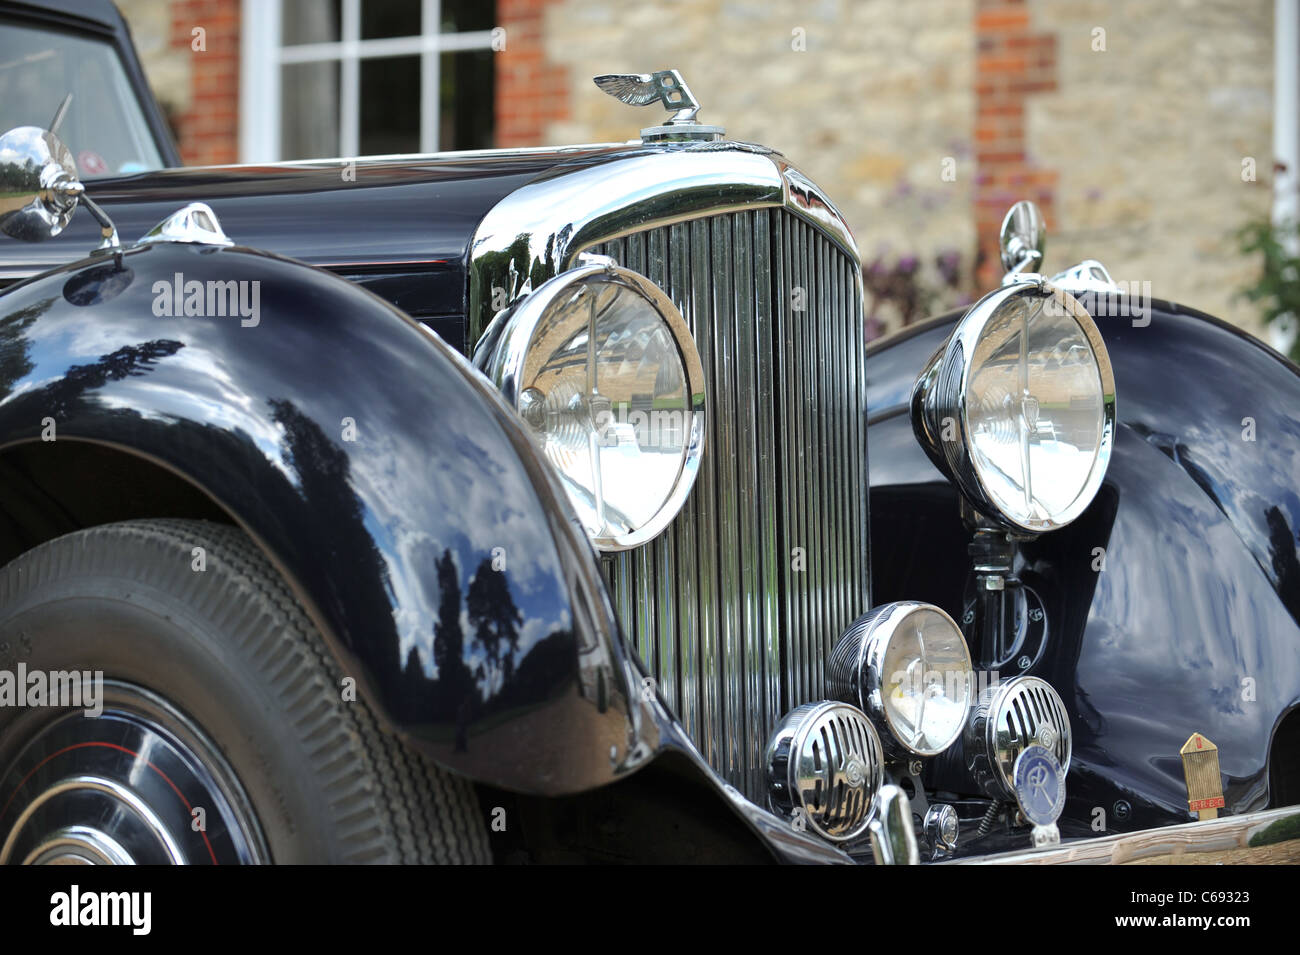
0,681,269,864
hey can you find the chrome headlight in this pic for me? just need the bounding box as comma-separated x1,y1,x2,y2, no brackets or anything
911,280,1116,533
828,601,974,757
476,261,706,551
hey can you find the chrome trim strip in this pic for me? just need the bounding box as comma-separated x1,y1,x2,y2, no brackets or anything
469,145,859,343
952,805,1300,865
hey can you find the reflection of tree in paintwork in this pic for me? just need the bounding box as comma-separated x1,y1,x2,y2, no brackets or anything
17,338,184,421
467,556,522,699
432,547,474,714
1266,505,1300,622
5,340,183,420
0,297,51,401
267,397,407,709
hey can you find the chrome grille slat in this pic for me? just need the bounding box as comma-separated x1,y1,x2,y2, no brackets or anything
754,208,783,778
711,216,742,782
668,220,699,740
692,219,722,765
595,208,868,800
733,211,766,799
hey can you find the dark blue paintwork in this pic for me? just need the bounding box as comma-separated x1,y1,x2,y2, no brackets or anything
0,241,853,862
0,149,628,328
866,300,1300,832
0,241,655,796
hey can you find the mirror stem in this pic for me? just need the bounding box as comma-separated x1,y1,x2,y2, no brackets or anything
80,195,120,252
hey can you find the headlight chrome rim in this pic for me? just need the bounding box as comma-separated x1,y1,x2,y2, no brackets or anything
911,279,1117,534
828,601,975,757
476,260,706,551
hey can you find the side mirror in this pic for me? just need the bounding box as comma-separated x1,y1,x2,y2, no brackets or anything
0,125,82,241
999,199,1046,277
0,124,118,249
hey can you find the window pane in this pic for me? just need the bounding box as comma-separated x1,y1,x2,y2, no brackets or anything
440,49,494,150
442,0,495,32
361,0,421,39
282,0,340,45
0,20,163,176
360,55,420,155
281,61,339,159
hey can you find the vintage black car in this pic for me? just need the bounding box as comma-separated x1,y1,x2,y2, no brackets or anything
0,0,1297,865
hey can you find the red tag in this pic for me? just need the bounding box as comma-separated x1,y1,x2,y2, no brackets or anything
1189,796,1225,811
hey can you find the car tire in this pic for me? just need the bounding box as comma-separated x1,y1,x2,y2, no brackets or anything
0,518,489,864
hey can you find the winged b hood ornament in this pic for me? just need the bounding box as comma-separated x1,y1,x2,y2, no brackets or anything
593,70,724,143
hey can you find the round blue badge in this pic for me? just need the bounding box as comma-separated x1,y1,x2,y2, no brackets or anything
1013,744,1065,828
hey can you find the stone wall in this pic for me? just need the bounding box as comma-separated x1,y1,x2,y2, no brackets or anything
1029,0,1273,336
543,0,1274,335
113,0,1277,336
545,0,977,332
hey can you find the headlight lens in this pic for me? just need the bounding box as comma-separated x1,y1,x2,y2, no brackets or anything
828,601,974,757
475,261,705,551
912,281,1116,532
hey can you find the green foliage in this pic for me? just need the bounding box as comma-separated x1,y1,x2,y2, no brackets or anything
1237,218,1300,363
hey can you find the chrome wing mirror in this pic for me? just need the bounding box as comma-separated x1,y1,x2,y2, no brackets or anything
998,198,1122,293
999,199,1046,279
0,98,119,250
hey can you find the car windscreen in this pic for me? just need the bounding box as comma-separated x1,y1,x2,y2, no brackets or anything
0,21,165,178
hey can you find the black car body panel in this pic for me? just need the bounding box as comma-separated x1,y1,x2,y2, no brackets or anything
867,300,1300,834
0,241,651,796
0,239,855,861
0,147,634,350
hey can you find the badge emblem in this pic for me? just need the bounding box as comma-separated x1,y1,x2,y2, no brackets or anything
1013,744,1064,847
1180,732,1225,820
593,70,701,123
592,70,724,142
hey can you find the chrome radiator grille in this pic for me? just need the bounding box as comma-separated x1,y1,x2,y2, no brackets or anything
593,208,869,800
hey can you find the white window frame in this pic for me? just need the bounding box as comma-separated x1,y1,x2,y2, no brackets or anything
240,0,495,162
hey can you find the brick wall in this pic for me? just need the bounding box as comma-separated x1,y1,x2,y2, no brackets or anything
974,0,1058,287
495,0,570,148
168,0,240,165
116,0,240,166
114,0,1274,337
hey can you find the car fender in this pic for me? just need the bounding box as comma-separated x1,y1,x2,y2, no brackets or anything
866,299,1300,830
0,240,651,796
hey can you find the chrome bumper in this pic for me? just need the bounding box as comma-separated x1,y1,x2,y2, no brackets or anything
951,805,1300,865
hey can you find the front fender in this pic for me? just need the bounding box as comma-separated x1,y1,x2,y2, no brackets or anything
0,241,650,796
866,300,1300,831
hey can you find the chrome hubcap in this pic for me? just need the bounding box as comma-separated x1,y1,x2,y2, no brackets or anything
0,682,268,865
